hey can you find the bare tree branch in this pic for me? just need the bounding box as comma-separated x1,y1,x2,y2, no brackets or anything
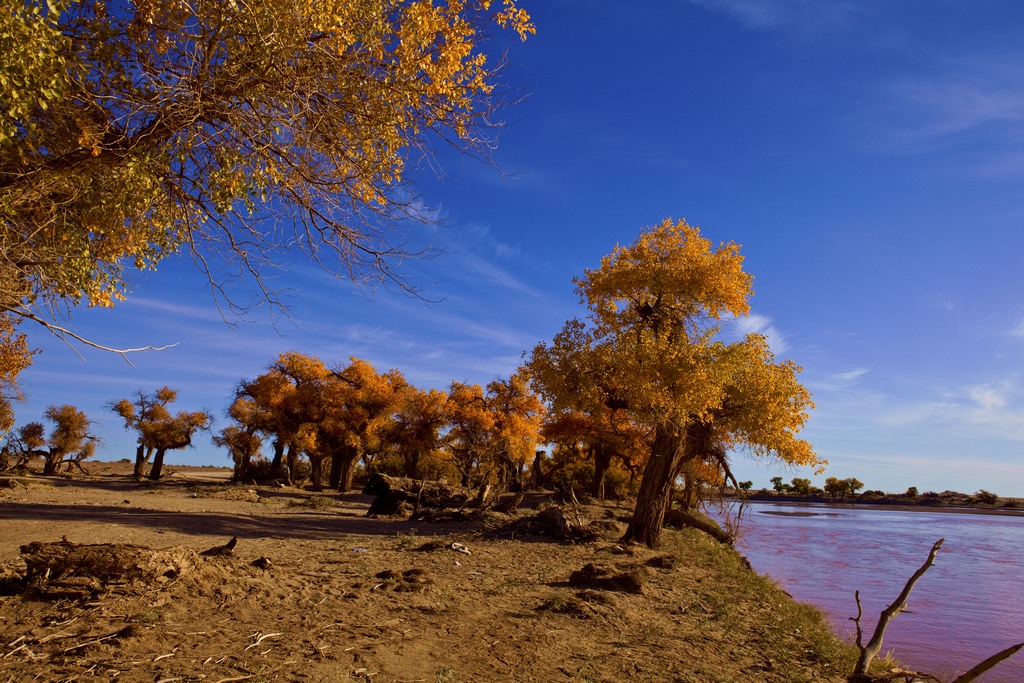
2,306,177,364
951,642,1024,683
851,538,944,677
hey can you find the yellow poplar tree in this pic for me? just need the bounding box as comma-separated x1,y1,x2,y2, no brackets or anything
445,381,495,487
528,318,647,498
544,219,821,547
388,385,451,479
111,386,210,480
322,358,407,492
33,404,96,475
111,385,178,477
213,424,263,481
485,369,545,489
231,353,315,482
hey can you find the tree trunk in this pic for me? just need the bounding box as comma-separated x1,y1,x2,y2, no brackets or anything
591,443,613,499
621,424,689,548
133,444,150,478
680,472,699,511
284,443,298,484
330,444,360,492
42,451,60,476
308,453,325,491
328,451,342,489
665,507,733,545
337,451,359,492
149,448,167,480
497,451,520,490
270,439,286,479
232,449,252,480
531,450,545,490
403,450,420,479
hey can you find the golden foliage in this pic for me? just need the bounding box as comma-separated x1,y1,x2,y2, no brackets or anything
387,385,450,478
1,0,532,334
443,370,543,486
0,313,33,437
485,369,545,471
111,386,211,456
533,218,822,478
29,404,96,474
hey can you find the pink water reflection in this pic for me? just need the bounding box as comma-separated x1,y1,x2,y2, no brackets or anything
729,503,1024,682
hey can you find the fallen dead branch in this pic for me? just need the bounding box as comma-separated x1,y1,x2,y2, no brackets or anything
364,474,475,517
244,632,282,651
950,642,1024,683
201,537,238,557
664,508,733,546
851,538,943,677
20,539,200,597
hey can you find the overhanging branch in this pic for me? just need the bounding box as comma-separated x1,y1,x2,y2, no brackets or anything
2,306,178,365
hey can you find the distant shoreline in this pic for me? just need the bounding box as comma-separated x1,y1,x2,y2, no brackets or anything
730,494,1024,517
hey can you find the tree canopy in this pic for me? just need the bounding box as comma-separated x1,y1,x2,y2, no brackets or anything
5,403,96,475
220,352,543,492
111,386,211,479
0,0,533,376
530,219,822,547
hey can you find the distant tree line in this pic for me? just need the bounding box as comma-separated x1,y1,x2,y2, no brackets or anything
751,476,1006,507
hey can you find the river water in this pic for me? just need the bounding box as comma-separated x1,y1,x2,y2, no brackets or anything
725,502,1024,682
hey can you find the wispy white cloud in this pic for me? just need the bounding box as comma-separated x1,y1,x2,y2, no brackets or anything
875,399,959,429
1010,316,1024,340
462,223,524,261
730,313,789,354
889,68,1024,141
123,297,229,323
495,243,522,259
852,377,1024,441
834,368,868,383
866,56,1024,176
811,367,870,392
447,248,547,300
967,381,1010,411
687,0,862,33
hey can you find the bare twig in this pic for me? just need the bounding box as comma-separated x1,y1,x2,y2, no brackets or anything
3,644,28,659
2,306,178,364
61,627,131,654
243,632,282,651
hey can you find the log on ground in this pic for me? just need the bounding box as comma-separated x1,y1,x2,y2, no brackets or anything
364,473,474,517
19,539,202,598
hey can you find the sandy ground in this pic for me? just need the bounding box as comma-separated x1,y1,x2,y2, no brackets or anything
0,462,856,682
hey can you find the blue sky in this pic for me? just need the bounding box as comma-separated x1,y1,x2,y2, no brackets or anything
14,0,1024,496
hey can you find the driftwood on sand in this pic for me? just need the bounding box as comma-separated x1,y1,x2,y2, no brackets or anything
363,473,512,519
17,537,237,600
